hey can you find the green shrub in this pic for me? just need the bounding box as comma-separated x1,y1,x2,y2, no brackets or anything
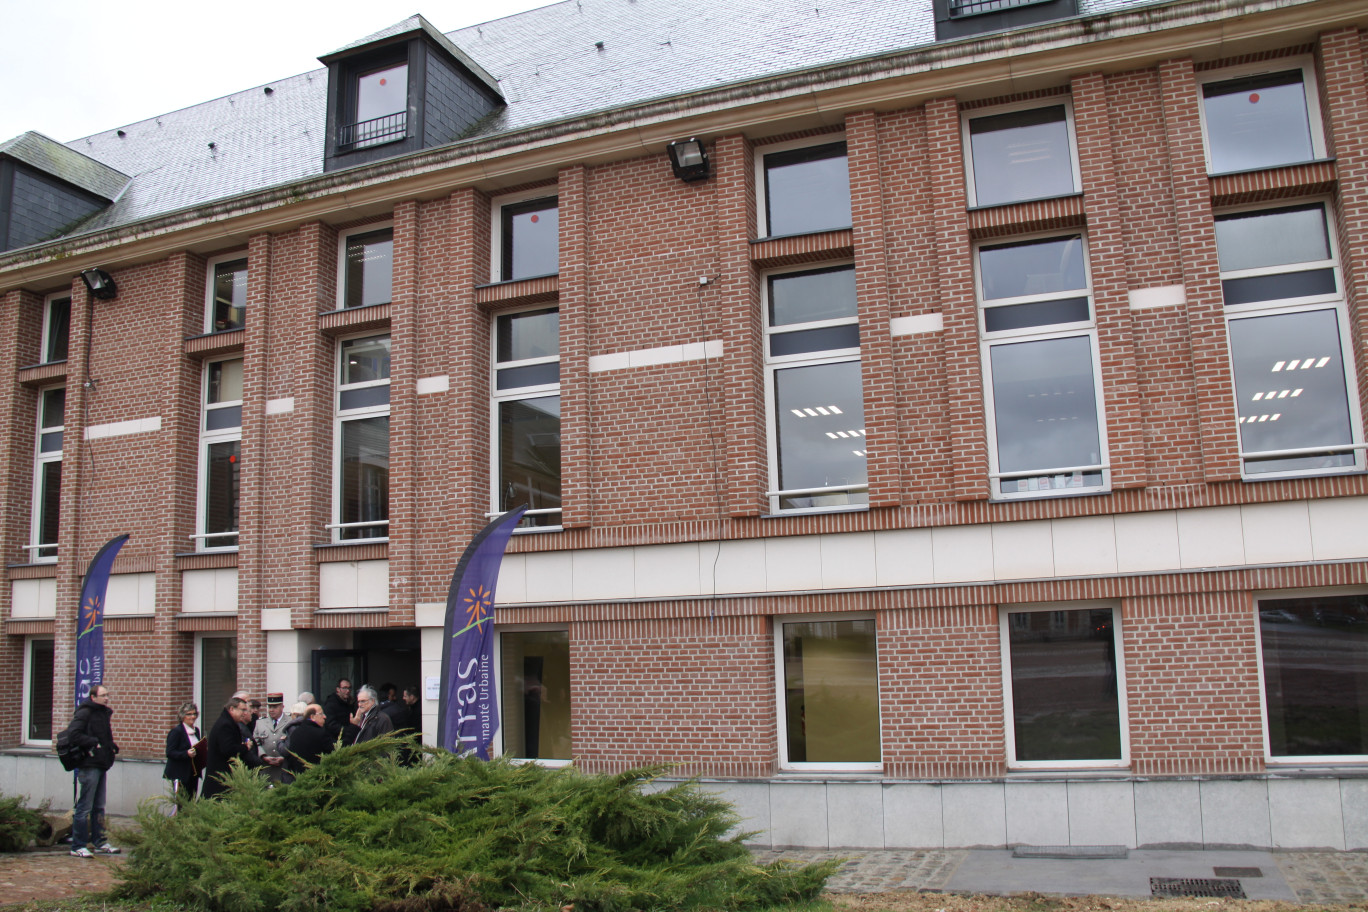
117,736,835,912
0,791,48,852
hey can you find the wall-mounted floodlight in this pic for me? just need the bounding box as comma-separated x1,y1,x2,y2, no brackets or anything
80,268,118,300
667,138,710,182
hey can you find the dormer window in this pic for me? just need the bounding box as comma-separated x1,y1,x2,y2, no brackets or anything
934,0,1078,40
321,15,504,172
344,61,409,150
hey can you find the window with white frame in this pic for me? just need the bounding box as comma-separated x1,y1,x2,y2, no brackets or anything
1215,201,1363,477
30,386,64,562
493,307,561,529
976,233,1108,498
23,637,54,745
491,191,559,283
498,628,572,762
348,60,409,148
1258,593,1368,761
756,139,851,238
1199,61,1325,175
334,335,390,541
764,264,867,512
197,358,242,551
339,225,394,310
1001,603,1127,767
962,99,1080,208
205,254,247,333
775,616,880,770
41,293,70,363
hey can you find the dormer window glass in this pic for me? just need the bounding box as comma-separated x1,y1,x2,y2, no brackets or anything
350,62,409,148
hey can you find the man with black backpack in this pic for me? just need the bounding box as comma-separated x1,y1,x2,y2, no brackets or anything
64,684,120,858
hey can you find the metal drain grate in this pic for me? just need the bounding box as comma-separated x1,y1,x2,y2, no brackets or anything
1013,845,1129,859
1151,877,1247,899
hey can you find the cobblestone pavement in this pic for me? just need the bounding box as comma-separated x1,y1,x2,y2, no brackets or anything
752,848,965,893
1276,852,1368,905
753,847,1368,905
0,845,126,907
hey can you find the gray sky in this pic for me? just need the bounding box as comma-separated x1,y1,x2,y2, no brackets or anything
0,0,557,143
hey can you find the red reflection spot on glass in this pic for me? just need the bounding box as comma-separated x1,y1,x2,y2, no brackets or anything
530,214,540,223
229,455,237,464
1249,93,1261,103
379,78,388,86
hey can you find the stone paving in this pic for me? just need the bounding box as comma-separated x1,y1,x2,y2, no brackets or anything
752,848,965,893
753,847,1368,905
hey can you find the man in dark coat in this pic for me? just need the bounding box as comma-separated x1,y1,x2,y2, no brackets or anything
351,685,395,744
202,697,261,800
322,679,359,744
285,704,335,776
66,684,120,857
380,684,421,765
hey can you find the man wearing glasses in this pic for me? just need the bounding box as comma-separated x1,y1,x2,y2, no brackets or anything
65,684,120,858
323,678,359,743
350,685,395,744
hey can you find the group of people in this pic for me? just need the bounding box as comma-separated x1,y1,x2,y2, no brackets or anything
62,678,421,858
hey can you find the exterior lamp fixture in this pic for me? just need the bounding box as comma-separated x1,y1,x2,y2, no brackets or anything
80,268,118,300
667,138,710,182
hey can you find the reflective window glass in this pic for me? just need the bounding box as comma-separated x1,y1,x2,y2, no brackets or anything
339,415,390,541
501,198,559,281
343,229,394,309
35,461,61,560
1203,70,1315,173
203,440,240,549
26,639,54,743
968,105,1076,207
497,395,562,527
781,619,880,764
1260,595,1368,758
1229,308,1355,474
773,360,868,510
357,63,408,122
210,259,247,332
43,297,70,362
1215,205,1330,274
208,359,243,405
199,637,237,720
989,335,1104,494
979,235,1087,301
769,265,857,327
496,308,559,363
1007,607,1122,762
763,142,851,237
340,336,391,386
500,630,572,760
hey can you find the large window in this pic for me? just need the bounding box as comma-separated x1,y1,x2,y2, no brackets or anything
963,100,1080,208
205,254,247,333
23,637,54,745
41,293,70,363
30,386,64,562
1215,202,1362,477
197,358,242,551
775,616,880,770
492,192,559,282
976,233,1107,498
1001,604,1126,768
499,629,572,762
334,335,390,542
1200,62,1325,175
493,307,561,529
1259,594,1368,761
757,139,851,238
765,264,867,512
339,225,394,310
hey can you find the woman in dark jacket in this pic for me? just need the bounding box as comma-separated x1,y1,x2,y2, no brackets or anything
163,702,202,804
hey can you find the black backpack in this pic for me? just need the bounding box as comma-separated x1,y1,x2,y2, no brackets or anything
56,721,89,772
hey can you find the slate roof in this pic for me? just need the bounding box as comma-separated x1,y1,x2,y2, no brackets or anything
0,132,129,202
21,0,1167,246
